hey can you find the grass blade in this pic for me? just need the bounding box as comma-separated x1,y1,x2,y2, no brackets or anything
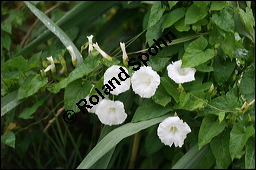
77,114,169,169
24,1,83,66
172,144,209,169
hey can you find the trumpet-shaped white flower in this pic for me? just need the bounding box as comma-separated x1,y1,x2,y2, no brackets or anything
67,45,77,64
104,65,130,95
120,42,128,65
93,43,112,61
131,66,160,98
87,35,94,54
167,60,196,84
95,99,127,126
44,56,55,72
85,96,104,113
157,116,191,147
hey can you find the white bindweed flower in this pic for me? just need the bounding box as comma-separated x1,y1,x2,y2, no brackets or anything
120,42,128,65
67,45,77,65
85,96,104,113
104,65,130,95
131,66,160,98
167,60,196,84
93,43,112,61
157,116,191,147
95,99,127,126
87,35,94,54
44,56,55,72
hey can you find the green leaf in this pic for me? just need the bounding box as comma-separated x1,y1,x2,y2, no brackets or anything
77,114,169,169
64,79,93,112
238,7,255,38
198,91,240,116
221,34,236,59
162,8,185,31
132,99,172,122
1,90,24,117
152,84,171,107
240,64,255,95
168,1,178,10
198,115,226,149
195,63,213,72
195,147,215,169
174,18,190,32
2,34,11,51
145,125,163,154
18,74,48,99
2,55,27,72
48,55,99,93
182,36,215,68
148,1,165,28
18,98,46,119
24,1,83,66
213,55,236,85
194,1,210,9
1,131,15,148
229,123,255,160
209,28,224,45
210,131,232,168
212,9,235,33
210,1,227,11
174,91,204,111
148,57,170,72
245,138,255,169
161,77,180,102
185,4,208,25
146,15,165,46
172,144,209,169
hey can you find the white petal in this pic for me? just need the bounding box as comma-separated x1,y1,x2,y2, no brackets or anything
95,99,127,126
44,56,55,72
87,35,94,53
120,42,128,64
104,65,130,95
131,66,160,98
157,116,191,147
67,45,76,62
167,60,196,84
93,43,111,60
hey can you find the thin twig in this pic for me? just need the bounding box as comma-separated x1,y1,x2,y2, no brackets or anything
43,106,65,133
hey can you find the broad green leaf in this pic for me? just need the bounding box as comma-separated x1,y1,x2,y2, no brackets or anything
2,55,27,72
18,98,46,119
218,112,225,123
2,34,11,51
245,138,255,169
212,9,235,33
238,7,255,38
182,36,215,68
174,91,204,111
172,144,209,169
162,8,185,31
230,123,255,160
146,15,165,46
99,57,120,67
213,55,236,85
48,55,99,93
161,77,180,102
18,74,48,100
210,131,232,168
77,114,169,169
152,84,171,107
240,64,255,95
24,1,83,66
198,115,226,149
145,125,163,154
64,79,93,112
185,4,208,25
132,99,172,122
174,18,190,32
1,90,24,117
195,147,215,169
148,57,170,72
195,63,213,72
198,91,240,116
148,1,165,28
221,34,236,59
168,1,178,10
210,1,227,11
194,1,210,9
1,131,15,148
209,28,224,45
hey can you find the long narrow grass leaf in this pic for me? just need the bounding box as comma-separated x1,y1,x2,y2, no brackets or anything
77,114,169,169
24,1,83,66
